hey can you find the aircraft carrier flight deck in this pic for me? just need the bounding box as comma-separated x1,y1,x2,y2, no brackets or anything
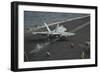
24,14,90,62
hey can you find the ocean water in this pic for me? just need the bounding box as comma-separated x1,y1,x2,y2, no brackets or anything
24,11,89,27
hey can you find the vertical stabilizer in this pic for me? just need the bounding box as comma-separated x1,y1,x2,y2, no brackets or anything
55,24,59,32
44,23,51,32
57,24,59,29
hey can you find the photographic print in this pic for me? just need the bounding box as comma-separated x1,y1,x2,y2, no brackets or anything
24,11,90,62
11,1,97,71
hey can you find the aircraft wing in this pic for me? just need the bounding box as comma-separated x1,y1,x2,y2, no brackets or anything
62,32,75,36
32,32,49,35
32,32,60,35
32,32,75,36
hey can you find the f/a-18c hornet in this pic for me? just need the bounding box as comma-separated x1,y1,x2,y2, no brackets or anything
29,23,75,56
32,23,75,40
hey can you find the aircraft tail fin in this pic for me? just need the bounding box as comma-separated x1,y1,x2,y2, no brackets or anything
57,24,59,29
44,23,51,32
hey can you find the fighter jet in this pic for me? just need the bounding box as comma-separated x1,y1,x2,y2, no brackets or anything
32,23,75,40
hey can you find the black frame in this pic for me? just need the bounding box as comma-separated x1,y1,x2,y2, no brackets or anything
11,1,98,72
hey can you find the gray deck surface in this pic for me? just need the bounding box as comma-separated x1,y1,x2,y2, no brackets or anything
24,16,90,62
